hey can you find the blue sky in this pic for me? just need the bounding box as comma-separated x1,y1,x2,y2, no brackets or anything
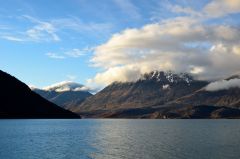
0,0,240,89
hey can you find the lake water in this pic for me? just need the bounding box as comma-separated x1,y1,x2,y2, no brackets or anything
0,119,239,159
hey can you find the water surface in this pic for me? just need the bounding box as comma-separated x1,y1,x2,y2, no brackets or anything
0,119,239,159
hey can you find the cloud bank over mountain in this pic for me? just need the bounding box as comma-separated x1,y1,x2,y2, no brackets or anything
205,78,240,91
88,0,240,86
42,81,90,92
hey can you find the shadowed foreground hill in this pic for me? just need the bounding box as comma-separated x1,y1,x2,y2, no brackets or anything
0,70,79,118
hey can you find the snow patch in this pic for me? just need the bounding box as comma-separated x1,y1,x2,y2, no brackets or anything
162,84,170,90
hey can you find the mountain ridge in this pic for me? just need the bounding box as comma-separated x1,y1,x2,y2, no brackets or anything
0,70,79,118
74,71,240,118
32,82,92,110
74,71,209,113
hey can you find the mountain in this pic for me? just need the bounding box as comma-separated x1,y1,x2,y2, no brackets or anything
72,71,240,119
74,71,209,115
0,70,79,118
175,75,240,108
32,81,92,110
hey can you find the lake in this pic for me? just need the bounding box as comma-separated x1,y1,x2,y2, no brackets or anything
0,119,239,159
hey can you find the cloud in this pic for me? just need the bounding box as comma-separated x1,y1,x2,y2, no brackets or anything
65,49,85,58
205,78,240,91
23,15,60,42
73,86,91,92
1,15,60,42
89,1,240,87
171,0,240,18
1,15,112,43
51,17,113,34
42,81,94,92
43,81,83,92
46,52,65,59
204,0,240,18
113,0,141,19
1,36,24,42
46,47,91,59
65,48,92,58
170,5,201,17
87,65,142,86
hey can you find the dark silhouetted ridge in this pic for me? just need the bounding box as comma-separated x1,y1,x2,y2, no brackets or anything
0,70,80,118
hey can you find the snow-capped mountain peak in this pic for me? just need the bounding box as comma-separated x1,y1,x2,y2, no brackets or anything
142,71,194,84
42,81,89,92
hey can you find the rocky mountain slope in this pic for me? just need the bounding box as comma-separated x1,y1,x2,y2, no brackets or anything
0,70,79,118
74,71,208,113
175,75,240,108
73,71,240,119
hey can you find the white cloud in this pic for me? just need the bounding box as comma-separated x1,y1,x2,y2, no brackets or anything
1,15,60,42
233,46,240,55
46,52,65,59
170,5,201,17
113,0,141,19
205,78,240,91
1,15,112,43
65,49,85,57
1,36,24,42
89,1,240,87
23,15,60,42
204,0,240,18
42,81,93,92
43,81,83,92
87,65,142,86
73,86,91,92
65,47,92,58
46,47,91,59
190,66,204,74
51,17,112,34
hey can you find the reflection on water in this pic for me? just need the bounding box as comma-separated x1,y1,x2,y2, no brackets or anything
0,119,239,159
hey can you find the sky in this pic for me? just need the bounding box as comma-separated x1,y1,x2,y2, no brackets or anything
0,0,240,90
